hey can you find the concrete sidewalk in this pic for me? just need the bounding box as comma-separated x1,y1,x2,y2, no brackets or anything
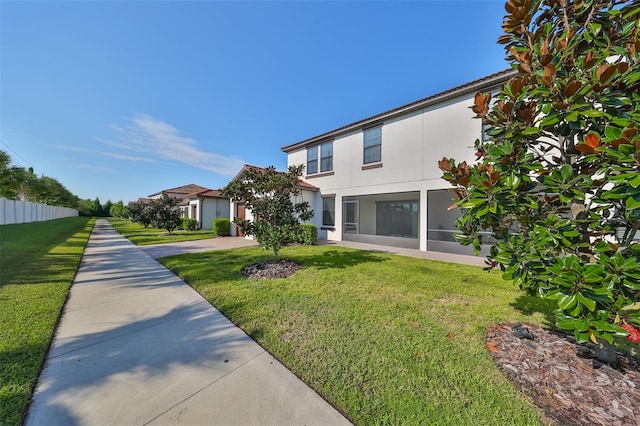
26,219,350,426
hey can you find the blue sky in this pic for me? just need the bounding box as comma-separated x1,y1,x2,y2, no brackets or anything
1,0,509,204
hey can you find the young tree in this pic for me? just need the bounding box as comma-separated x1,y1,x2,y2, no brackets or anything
148,194,182,234
440,0,639,348
127,200,153,227
221,165,314,259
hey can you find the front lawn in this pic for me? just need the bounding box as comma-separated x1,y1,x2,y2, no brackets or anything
0,217,94,425
161,245,555,425
107,218,215,245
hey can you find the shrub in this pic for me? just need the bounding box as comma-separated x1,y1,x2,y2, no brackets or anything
213,218,231,236
293,223,317,245
182,217,198,231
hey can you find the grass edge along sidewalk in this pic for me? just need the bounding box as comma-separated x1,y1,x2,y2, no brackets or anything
107,218,215,245
0,217,94,426
161,245,555,425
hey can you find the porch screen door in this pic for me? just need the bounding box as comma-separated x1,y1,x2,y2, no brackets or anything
343,196,359,237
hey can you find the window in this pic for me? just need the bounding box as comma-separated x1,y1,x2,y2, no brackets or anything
363,126,382,164
481,93,498,142
376,200,419,238
307,141,333,174
320,142,333,172
307,147,318,175
322,196,335,227
481,120,492,142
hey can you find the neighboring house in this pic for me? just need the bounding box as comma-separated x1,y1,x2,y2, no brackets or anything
227,164,318,238
180,189,230,230
147,184,210,201
145,183,230,230
281,69,517,255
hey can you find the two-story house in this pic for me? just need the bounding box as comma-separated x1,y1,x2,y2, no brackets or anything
281,69,516,255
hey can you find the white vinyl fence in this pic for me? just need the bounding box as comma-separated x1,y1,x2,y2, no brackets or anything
0,197,79,225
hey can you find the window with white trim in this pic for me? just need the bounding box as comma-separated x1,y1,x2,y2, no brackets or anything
307,141,333,174
307,146,318,174
363,126,382,164
320,141,333,172
322,196,335,227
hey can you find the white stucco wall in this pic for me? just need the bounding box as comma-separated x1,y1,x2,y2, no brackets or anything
286,91,484,250
289,93,480,190
190,197,230,230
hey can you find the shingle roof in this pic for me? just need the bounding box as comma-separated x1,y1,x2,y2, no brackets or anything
147,184,210,198
228,164,318,191
183,189,226,199
281,68,518,153
229,164,266,183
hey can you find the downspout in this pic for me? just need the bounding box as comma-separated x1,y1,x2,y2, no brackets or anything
198,197,203,230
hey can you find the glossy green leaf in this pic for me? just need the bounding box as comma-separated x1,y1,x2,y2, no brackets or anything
576,293,596,311
559,294,577,310
626,195,640,210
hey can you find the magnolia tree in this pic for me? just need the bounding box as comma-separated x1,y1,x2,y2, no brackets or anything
148,195,182,234
221,165,313,259
440,0,640,347
128,195,181,233
128,200,152,227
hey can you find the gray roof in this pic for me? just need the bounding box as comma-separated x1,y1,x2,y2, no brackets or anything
281,68,517,153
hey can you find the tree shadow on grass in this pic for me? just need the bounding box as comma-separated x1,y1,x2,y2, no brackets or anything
295,249,388,270
511,294,557,327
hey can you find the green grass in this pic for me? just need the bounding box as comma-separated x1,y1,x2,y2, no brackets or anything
161,245,557,425
0,217,94,425
107,218,215,245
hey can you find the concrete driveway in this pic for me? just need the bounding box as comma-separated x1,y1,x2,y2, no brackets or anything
141,236,258,259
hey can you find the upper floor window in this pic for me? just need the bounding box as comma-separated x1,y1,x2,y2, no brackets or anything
481,120,492,142
320,141,333,172
363,126,381,164
307,141,333,175
481,93,498,142
307,146,318,174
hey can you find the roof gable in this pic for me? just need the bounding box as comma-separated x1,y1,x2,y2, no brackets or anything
228,164,318,191
183,189,226,199
147,184,211,198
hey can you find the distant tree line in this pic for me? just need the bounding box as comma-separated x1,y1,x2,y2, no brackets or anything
0,149,126,217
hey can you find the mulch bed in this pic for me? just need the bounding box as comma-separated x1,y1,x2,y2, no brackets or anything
242,259,302,279
487,322,640,426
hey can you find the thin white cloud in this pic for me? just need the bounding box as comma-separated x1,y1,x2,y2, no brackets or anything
102,152,156,163
57,143,155,164
96,138,136,152
56,144,92,153
112,113,245,176
72,163,116,173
